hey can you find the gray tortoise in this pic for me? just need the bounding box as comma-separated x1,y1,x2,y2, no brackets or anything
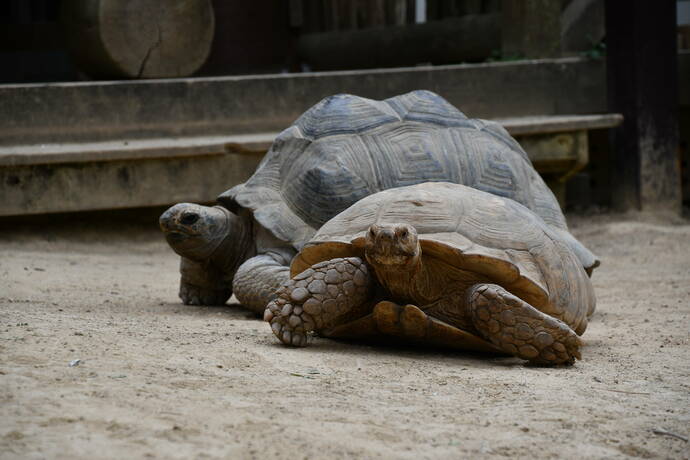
159,90,598,315
264,182,596,365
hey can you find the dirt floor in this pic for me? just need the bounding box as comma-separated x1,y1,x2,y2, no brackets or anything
1,210,689,459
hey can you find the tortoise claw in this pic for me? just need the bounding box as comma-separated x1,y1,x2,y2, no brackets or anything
264,298,313,347
179,281,231,306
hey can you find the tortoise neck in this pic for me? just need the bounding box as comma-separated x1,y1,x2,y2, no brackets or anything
209,207,255,282
372,256,428,304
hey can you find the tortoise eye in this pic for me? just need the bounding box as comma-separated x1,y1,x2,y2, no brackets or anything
399,228,408,238
368,226,377,238
181,213,199,225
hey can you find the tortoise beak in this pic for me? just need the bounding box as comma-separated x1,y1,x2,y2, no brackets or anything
159,207,177,232
159,206,199,236
165,232,189,244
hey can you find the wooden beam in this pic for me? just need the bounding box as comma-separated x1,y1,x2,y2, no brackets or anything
605,0,681,212
299,14,499,70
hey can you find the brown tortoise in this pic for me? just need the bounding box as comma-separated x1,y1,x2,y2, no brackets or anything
264,183,596,365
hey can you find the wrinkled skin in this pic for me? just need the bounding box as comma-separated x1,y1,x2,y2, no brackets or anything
160,204,233,263
159,203,251,306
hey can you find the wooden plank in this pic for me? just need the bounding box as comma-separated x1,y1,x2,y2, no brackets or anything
299,14,500,70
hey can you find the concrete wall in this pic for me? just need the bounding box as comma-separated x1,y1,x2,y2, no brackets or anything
1,57,606,147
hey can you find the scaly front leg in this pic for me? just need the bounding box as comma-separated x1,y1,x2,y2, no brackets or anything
264,257,375,346
179,257,231,306
467,284,582,365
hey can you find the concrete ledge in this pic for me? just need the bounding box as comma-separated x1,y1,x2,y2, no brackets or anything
0,153,263,216
0,113,622,216
0,57,606,147
0,114,621,167
0,134,269,167
0,58,616,216
497,113,623,136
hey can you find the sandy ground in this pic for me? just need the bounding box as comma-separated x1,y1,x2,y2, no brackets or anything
1,211,689,459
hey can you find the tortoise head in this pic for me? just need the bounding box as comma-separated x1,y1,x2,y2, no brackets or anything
364,223,421,270
159,203,237,262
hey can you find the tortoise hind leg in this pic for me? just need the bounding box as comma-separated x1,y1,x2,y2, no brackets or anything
370,301,500,353
466,284,581,365
233,254,291,315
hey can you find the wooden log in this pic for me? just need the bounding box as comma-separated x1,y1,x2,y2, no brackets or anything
605,0,681,212
61,0,214,79
299,14,499,70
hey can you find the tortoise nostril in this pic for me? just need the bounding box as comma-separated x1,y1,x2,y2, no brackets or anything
181,213,199,225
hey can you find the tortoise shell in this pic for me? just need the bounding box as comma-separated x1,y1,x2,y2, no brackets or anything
219,90,597,271
292,182,596,334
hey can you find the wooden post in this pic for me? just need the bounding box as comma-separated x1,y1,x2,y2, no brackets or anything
501,0,561,58
605,1,681,212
